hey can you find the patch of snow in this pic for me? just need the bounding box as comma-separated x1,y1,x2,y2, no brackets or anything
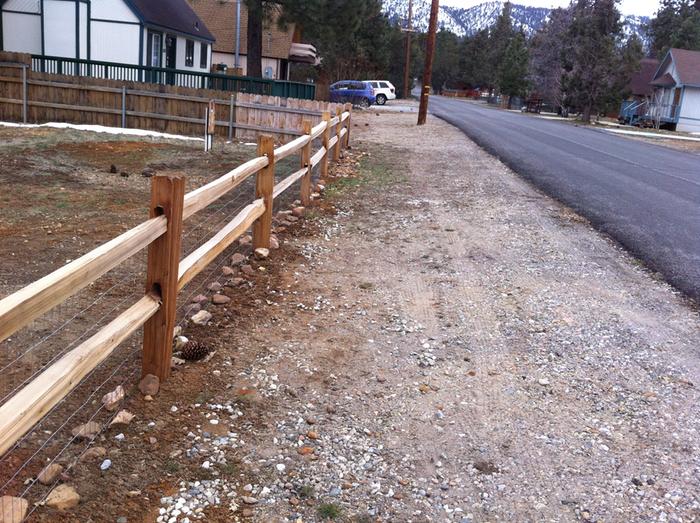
603,128,700,142
0,121,203,141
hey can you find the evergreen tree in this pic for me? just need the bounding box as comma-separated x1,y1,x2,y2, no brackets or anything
431,30,462,92
649,0,700,56
460,29,493,90
561,0,627,122
497,31,529,107
529,7,572,111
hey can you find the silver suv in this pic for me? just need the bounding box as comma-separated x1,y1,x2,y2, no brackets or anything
366,80,397,105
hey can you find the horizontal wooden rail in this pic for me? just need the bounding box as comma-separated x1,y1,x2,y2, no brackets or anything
183,156,268,220
329,116,340,127
0,293,160,456
340,128,348,139
178,199,266,290
273,167,307,199
341,111,350,122
274,135,311,162
310,146,326,168
310,121,326,140
328,135,339,151
0,216,166,344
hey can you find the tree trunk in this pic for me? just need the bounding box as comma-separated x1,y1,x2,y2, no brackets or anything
582,104,592,124
246,0,263,78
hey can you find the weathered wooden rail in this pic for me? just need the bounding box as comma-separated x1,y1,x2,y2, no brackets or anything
0,104,353,456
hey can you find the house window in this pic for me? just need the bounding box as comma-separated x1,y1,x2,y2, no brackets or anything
185,40,194,67
150,33,162,67
200,43,208,69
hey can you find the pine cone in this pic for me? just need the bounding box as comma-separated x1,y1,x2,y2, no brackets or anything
180,341,210,361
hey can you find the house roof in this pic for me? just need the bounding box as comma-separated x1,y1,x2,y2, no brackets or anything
654,48,700,87
187,0,295,60
127,0,215,42
628,58,659,96
651,73,677,88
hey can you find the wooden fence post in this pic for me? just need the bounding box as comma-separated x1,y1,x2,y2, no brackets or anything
344,103,352,148
121,86,127,128
300,120,312,206
142,175,185,381
321,111,330,179
334,107,342,162
253,135,275,250
22,65,28,124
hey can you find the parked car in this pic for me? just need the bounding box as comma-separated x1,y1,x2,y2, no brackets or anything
366,80,396,105
329,81,376,107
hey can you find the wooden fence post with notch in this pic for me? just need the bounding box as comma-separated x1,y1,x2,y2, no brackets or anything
142,175,185,381
334,107,342,162
321,111,331,179
300,120,312,206
253,134,275,250
344,103,352,148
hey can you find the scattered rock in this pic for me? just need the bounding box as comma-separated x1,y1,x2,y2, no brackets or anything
297,446,314,455
269,236,280,250
110,410,135,427
191,310,213,325
239,235,252,246
291,206,305,217
185,303,201,316
141,169,156,178
305,416,317,425
173,335,189,351
109,164,117,174
254,248,269,260
474,460,500,475
241,496,258,505
191,294,208,304
71,422,101,440
139,374,160,396
285,216,299,223
101,385,125,412
80,447,106,462
207,282,223,292
241,265,256,276
212,294,231,305
221,266,236,276
230,253,247,265
242,508,255,517
45,484,80,510
100,459,112,471
0,496,28,523
37,464,63,485
149,437,157,445
143,395,153,402
226,277,246,287
306,430,319,440
538,378,550,386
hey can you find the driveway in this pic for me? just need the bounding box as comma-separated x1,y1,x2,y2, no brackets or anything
429,97,700,302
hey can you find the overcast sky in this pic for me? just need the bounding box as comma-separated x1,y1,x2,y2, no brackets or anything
440,0,661,17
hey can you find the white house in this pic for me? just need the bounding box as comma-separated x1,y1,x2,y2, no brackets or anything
0,0,215,73
649,48,700,133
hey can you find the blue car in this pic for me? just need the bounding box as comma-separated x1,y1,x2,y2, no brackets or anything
329,80,376,107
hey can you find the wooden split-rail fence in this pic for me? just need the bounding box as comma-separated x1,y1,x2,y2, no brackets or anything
0,104,353,456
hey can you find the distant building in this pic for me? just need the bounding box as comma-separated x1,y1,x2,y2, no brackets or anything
649,48,700,132
188,0,317,80
0,0,214,73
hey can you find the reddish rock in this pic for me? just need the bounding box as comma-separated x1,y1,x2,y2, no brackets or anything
212,294,231,305
138,374,160,396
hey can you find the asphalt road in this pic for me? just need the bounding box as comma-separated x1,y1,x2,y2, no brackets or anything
429,97,700,302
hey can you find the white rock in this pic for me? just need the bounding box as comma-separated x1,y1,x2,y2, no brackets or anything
191,310,213,325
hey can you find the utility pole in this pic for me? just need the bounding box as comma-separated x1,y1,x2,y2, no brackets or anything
417,0,439,125
403,0,413,99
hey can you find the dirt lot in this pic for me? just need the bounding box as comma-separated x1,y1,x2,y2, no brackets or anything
2,111,700,523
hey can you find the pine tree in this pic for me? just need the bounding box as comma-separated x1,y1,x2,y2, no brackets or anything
561,0,627,123
497,31,529,107
529,7,572,112
649,0,700,56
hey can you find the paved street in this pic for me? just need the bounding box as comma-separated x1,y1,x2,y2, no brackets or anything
430,97,700,302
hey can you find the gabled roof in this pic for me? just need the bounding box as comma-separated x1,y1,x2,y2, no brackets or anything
187,0,294,60
651,73,677,88
654,48,700,87
629,58,659,96
127,0,215,42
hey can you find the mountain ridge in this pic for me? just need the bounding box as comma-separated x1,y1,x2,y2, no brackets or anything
382,0,650,41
